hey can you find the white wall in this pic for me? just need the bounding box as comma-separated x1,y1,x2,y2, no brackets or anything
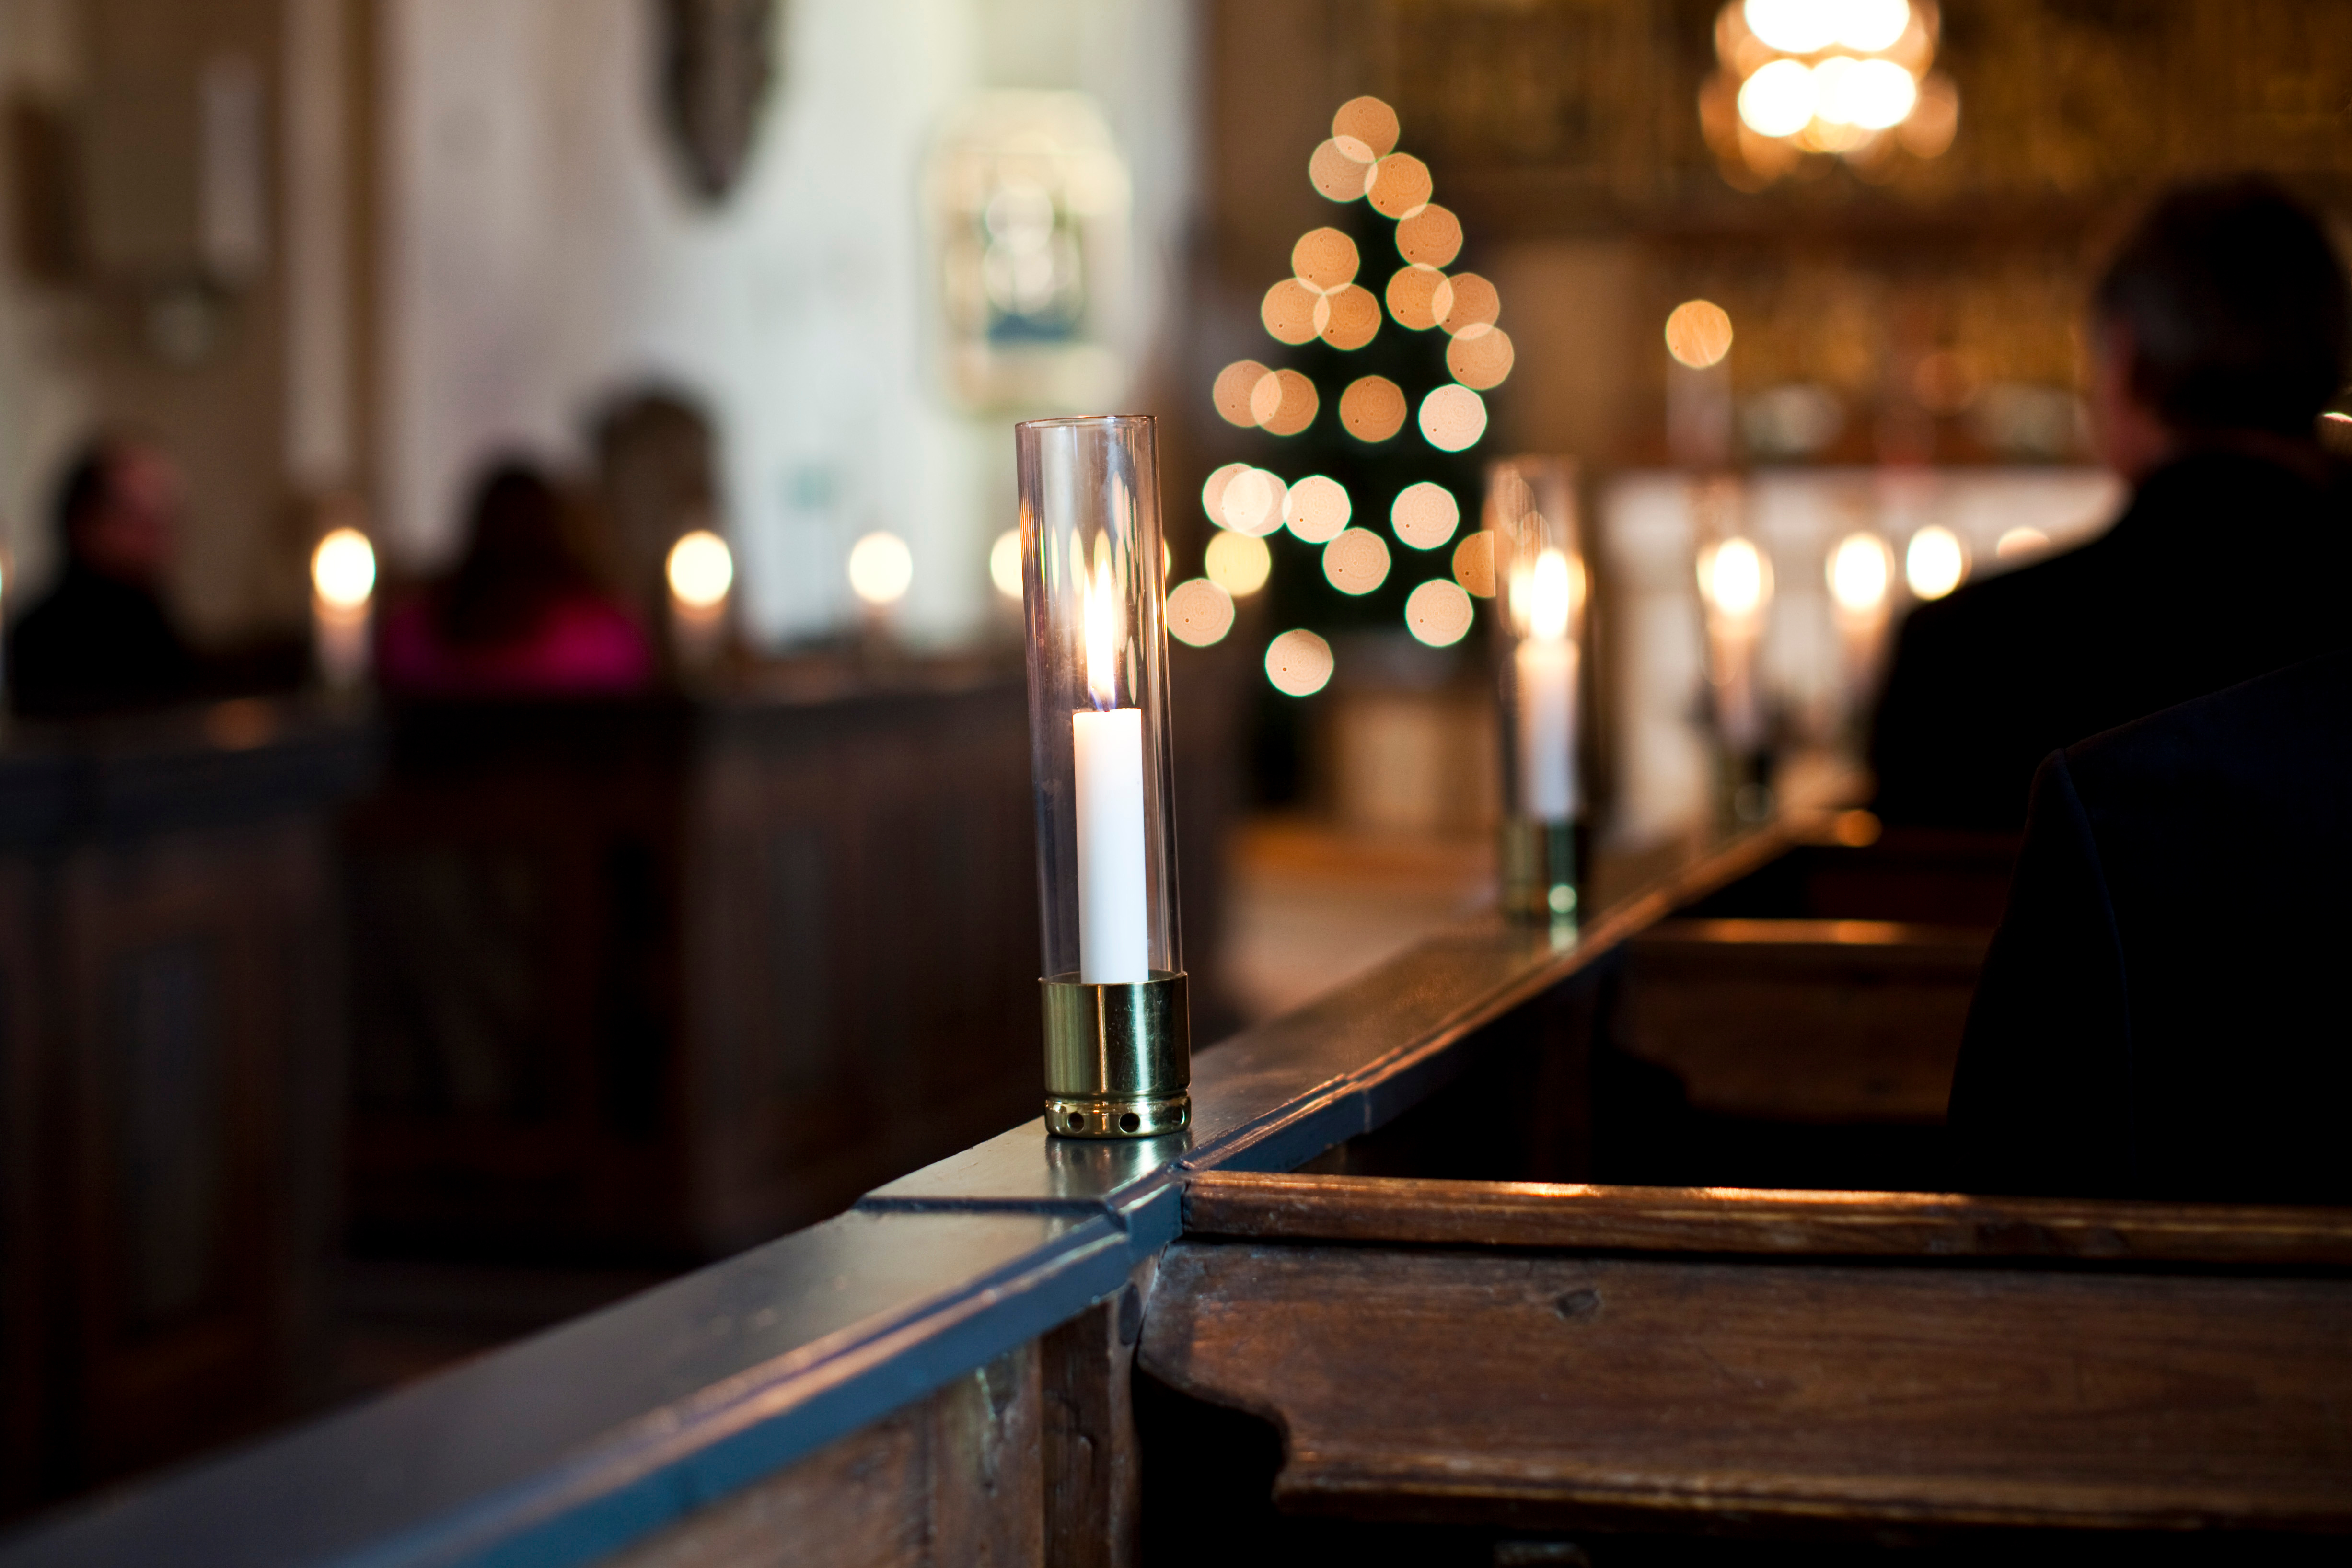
379,0,1193,647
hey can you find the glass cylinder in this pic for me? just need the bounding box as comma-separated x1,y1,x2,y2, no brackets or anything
1691,476,1775,824
1015,416,1188,1139
1485,456,1588,927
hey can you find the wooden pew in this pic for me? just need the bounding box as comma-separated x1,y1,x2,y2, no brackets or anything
9,818,2344,1567
1153,1172,2352,1537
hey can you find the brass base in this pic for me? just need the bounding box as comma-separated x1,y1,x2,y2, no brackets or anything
1042,971,1191,1140
1501,817,1584,926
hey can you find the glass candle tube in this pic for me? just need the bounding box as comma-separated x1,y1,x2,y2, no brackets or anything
1692,476,1775,824
1485,456,1588,926
1015,416,1188,1139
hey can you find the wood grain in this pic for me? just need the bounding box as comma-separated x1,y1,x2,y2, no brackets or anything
1040,1260,1154,1568
1183,1171,2352,1266
1141,1239,2352,1533
605,1341,1043,1568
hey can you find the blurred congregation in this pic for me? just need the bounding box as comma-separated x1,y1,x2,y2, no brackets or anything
2,0,2350,1525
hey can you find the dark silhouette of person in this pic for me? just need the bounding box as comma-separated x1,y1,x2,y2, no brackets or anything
7,436,200,718
376,462,654,698
1948,650,2352,1201
1870,178,2352,830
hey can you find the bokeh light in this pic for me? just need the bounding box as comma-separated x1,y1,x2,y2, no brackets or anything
1996,526,2049,561
1292,227,1359,291
312,527,377,609
1439,273,1500,335
1319,284,1382,350
1340,376,1408,442
1447,325,1515,390
1367,152,1433,218
1900,72,1960,157
1905,524,1968,599
1404,579,1475,647
1835,0,1912,52
1205,530,1273,597
1310,138,1375,202
1744,0,1836,55
1283,475,1352,543
1395,204,1463,268
1665,299,1735,369
1212,360,1270,426
1261,278,1321,345
1819,56,1917,129
1332,95,1400,158
1700,536,1771,617
1390,481,1461,550
1826,531,1891,613
1167,578,1235,647
1252,368,1320,436
1386,265,1451,332
989,528,1023,601
1453,531,1496,597
848,531,913,606
1217,466,1286,535
1738,57,1818,137
1265,628,1335,697
1322,527,1392,595
1202,462,1250,526
1418,384,1488,452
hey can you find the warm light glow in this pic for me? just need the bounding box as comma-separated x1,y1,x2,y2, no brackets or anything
1418,384,1488,452
1453,531,1496,598
1251,368,1320,436
1700,536,1771,617
1905,525,1967,599
1339,376,1408,442
1310,138,1375,202
1527,548,1574,641
1738,58,1818,137
1367,152,1433,218
1332,96,1400,158
1395,204,1463,268
1292,227,1359,292
1205,530,1272,597
312,527,376,610
1826,531,1891,613
1439,273,1500,336
1447,325,1515,390
1262,278,1321,345
847,530,913,606
989,529,1023,600
1404,580,1475,647
1318,284,1382,350
1386,265,1450,332
1744,0,1837,54
1283,475,1352,544
1390,482,1461,550
1265,628,1334,697
1899,71,1960,156
1217,467,1286,536
1167,578,1235,647
1083,553,1121,703
1212,360,1271,426
1665,300,1735,369
1817,56,1917,129
1996,526,2049,561
1322,527,1392,595
1833,0,1911,52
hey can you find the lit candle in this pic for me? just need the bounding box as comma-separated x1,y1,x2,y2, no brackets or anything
1515,547,1577,820
311,525,376,691
1071,553,1149,984
666,527,732,671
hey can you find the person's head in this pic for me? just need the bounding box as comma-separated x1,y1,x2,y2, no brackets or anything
54,436,182,585
440,461,590,643
2089,177,2351,479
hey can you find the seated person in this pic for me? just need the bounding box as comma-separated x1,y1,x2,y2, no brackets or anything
1948,649,2352,1202
1871,178,2352,829
8,436,199,718
377,463,654,698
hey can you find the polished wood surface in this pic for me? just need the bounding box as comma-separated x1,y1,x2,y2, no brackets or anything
1185,1170,2352,1266
1142,1233,2352,1533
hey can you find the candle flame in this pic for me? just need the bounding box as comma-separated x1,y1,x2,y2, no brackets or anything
1084,552,1121,707
1529,548,1573,642
1700,536,1769,618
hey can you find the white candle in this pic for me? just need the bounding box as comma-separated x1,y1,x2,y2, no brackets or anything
1073,558,1149,984
1515,547,1578,821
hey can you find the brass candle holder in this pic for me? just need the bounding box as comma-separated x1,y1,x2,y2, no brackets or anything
1015,416,1191,1139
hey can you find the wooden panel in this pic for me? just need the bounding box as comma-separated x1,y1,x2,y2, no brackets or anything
1142,1239,2352,1534
602,1341,1042,1568
0,859,49,1512
1183,1171,2352,1267
1040,1263,1154,1568
1621,918,1988,1121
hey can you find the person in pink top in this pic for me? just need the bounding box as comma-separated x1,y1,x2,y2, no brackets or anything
378,463,655,698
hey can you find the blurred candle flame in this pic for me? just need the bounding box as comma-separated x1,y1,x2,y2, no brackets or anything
1529,548,1573,641
312,528,376,610
1084,553,1121,707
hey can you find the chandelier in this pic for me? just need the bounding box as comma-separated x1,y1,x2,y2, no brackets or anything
1701,0,1959,185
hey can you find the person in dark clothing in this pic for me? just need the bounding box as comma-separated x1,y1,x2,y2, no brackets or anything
7,437,199,718
1947,650,2352,1202
1871,178,2352,829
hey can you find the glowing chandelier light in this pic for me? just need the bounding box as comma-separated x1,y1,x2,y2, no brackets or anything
1702,0,1959,185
